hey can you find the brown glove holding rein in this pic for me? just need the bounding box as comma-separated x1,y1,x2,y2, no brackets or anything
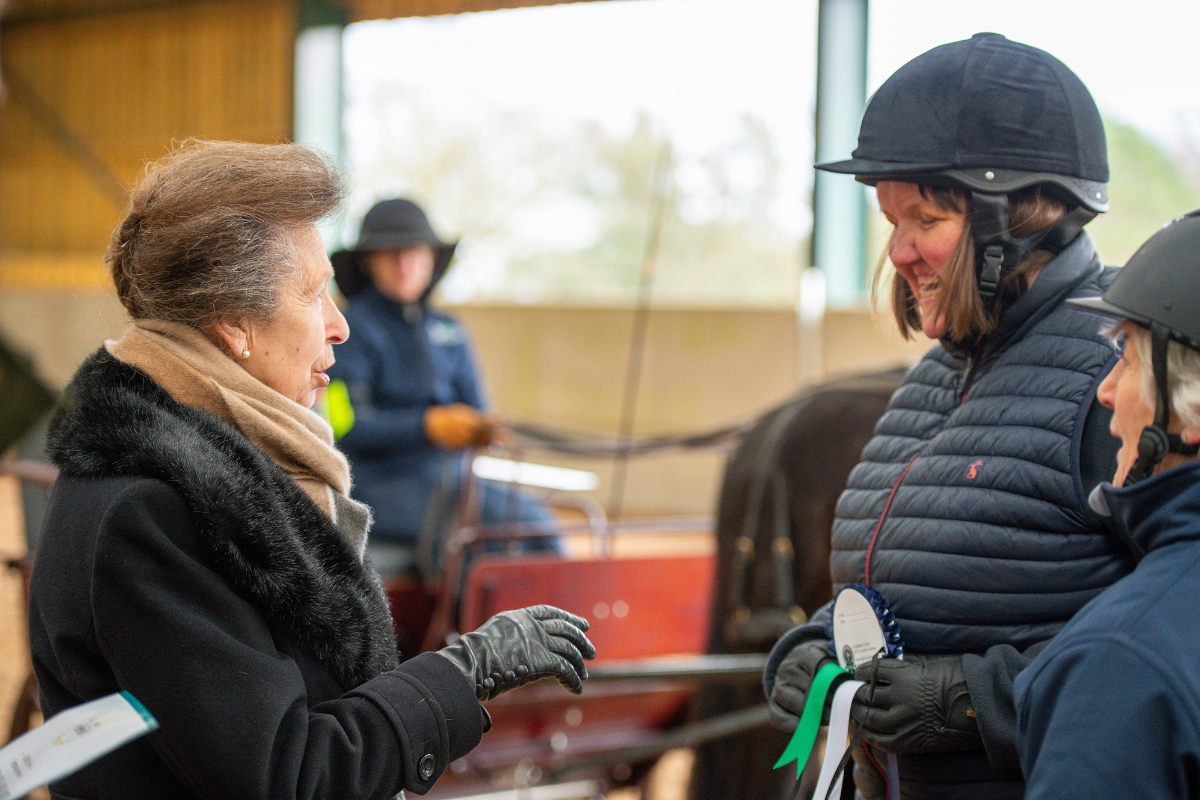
423,403,498,449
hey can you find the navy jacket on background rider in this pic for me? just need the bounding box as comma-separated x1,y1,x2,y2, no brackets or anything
326,203,555,559
1016,460,1200,798
764,231,1130,796
329,284,488,541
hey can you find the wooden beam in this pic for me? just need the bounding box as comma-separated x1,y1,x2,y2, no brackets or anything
7,0,607,25
348,0,604,23
6,0,237,24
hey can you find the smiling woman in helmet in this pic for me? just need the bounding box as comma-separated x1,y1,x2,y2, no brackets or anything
1015,211,1200,798
764,33,1132,800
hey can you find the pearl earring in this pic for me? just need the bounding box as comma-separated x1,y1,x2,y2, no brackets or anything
241,349,250,359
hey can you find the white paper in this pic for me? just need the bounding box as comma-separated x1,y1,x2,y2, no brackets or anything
831,587,886,671
0,691,157,799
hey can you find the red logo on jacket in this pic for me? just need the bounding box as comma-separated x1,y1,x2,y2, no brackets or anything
967,460,983,479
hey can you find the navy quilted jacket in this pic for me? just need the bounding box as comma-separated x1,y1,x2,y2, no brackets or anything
766,232,1134,795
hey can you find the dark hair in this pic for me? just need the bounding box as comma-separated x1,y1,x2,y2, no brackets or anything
106,139,346,328
873,185,1066,342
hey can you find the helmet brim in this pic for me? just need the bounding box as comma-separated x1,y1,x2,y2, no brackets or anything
817,159,1108,213
1065,295,1147,326
815,157,951,179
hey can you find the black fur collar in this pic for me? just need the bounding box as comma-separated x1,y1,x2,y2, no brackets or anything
48,349,399,688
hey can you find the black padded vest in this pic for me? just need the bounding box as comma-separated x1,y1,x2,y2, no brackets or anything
830,235,1134,655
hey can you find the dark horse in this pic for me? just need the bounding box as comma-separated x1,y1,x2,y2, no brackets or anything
688,366,906,800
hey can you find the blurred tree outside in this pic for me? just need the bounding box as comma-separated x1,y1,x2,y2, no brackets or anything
340,0,814,308
347,91,1200,308
1089,119,1200,266
345,85,805,307
499,112,802,306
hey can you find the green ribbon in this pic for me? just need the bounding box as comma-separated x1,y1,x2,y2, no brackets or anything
773,661,848,778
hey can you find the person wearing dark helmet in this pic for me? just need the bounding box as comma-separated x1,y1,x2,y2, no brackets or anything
1015,211,1200,799
763,33,1133,799
325,198,559,576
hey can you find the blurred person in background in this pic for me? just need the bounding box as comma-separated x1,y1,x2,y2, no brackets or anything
1017,210,1200,799
325,198,559,578
28,140,594,800
763,33,1133,799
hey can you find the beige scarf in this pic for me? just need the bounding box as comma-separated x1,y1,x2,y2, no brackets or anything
106,319,354,525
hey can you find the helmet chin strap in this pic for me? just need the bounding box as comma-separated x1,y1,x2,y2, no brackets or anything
1126,322,1200,485
969,192,1096,312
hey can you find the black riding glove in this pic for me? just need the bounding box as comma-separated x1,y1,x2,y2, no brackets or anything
850,654,980,754
768,638,838,730
437,605,597,701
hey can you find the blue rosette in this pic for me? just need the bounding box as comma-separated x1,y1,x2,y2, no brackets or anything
826,583,905,662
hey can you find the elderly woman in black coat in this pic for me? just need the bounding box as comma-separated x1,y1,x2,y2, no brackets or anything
27,139,594,800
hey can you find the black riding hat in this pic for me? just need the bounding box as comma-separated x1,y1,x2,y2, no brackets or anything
818,32,1109,213
820,32,1110,313
1069,210,1200,352
1068,210,1200,483
331,198,457,299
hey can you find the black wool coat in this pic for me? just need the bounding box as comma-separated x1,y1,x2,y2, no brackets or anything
28,349,483,800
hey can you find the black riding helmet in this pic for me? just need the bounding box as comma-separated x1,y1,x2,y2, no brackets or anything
818,32,1109,310
1068,210,1200,483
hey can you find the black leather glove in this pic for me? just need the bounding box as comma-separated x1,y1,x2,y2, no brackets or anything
438,605,596,701
850,654,980,754
768,638,838,730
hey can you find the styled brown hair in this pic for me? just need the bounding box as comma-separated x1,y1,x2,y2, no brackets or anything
106,139,346,329
873,185,1066,342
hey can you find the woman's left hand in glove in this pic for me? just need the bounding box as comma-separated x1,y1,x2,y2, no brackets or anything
850,654,980,754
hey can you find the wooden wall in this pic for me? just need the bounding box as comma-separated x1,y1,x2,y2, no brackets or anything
0,0,605,288
343,0,597,23
1,0,296,290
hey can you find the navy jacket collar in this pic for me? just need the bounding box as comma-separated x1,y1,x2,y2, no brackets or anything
1093,458,1200,559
